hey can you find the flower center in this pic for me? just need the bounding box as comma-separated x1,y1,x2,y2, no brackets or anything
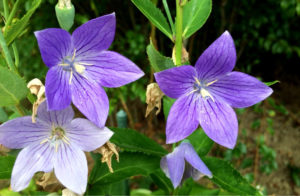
187,77,217,102
40,125,70,152
58,49,92,84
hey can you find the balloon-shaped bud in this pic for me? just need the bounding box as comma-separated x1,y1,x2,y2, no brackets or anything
55,0,75,31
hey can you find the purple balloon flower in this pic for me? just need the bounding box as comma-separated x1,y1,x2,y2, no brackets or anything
34,13,144,127
155,31,273,149
160,142,212,188
0,102,113,194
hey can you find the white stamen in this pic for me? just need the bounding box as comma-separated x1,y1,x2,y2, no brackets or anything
72,49,76,61
74,63,86,74
200,88,215,102
79,62,93,66
206,79,218,86
69,69,73,84
40,138,48,145
194,77,201,86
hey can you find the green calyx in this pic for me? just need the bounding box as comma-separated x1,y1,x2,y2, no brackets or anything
55,2,75,31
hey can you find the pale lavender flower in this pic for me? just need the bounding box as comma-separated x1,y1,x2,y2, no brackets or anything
0,102,113,194
34,13,144,127
154,31,273,148
160,142,212,188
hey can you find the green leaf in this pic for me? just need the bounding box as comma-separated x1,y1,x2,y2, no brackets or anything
150,170,173,194
4,0,42,45
203,157,259,195
0,67,28,107
187,129,214,156
146,42,175,72
0,155,16,179
163,97,175,118
190,184,220,195
182,0,212,39
89,152,160,185
264,80,279,86
0,107,8,123
110,127,167,156
131,0,173,39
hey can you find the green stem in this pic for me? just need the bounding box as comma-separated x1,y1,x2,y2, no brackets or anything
175,0,183,66
12,42,19,67
162,0,175,35
6,0,22,26
3,0,9,19
0,30,17,73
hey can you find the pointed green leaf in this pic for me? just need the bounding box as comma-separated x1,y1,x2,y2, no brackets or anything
264,80,279,86
182,0,212,39
146,42,175,72
150,170,173,194
4,0,42,45
187,129,214,156
203,157,260,195
132,0,173,39
0,67,28,107
110,127,167,156
89,152,160,185
0,155,16,179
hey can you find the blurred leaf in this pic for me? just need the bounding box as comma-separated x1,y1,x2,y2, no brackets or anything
4,0,42,45
131,188,152,196
110,127,167,156
163,97,175,119
131,0,172,39
0,107,8,122
187,129,214,156
150,170,173,194
0,188,21,196
146,42,175,72
0,155,16,179
182,0,212,39
87,180,129,195
203,157,259,195
190,184,220,195
89,152,160,185
264,80,279,86
0,67,28,107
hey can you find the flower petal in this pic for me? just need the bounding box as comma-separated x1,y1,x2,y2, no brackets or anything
154,65,196,99
71,74,109,127
80,51,144,88
166,146,185,188
11,142,54,192
54,143,87,194
195,31,236,81
65,118,113,151
209,71,273,108
160,157,170,178
199,99,238,149
182,143,212,178
37,101,74,126
166,93,200,144
34,28,72,68
72,13,116,56
0,117,50,149
45,66,72,111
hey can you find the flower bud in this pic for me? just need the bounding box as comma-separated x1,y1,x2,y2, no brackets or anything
55,0,75,31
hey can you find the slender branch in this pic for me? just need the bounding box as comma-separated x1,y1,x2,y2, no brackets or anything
3,0,9,19
15,104,26,116
0,30,17,73
162,0,175,35
6,0,22,26
175,0,183,66
12,43,19,67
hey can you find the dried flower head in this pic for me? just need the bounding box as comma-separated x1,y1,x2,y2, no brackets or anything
94,141,119,173
145,83,164,117
27,78,45,123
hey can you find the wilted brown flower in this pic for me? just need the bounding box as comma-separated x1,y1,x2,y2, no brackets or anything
145,83,164,117
36,172,63,192
93,142,119,173
27,78,45,123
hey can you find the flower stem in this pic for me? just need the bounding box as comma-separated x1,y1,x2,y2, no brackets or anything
0,30,17,73
162,0,175,35
175,0,183,66
6,0,22,26
3,0,9,19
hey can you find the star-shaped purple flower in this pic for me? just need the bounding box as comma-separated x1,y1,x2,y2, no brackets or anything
0,102,113,194
155,31,273,149
34,13,144,127
160,141,212,188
